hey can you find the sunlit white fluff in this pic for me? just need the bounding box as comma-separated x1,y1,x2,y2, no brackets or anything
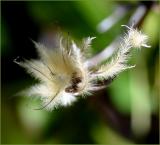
95,44,134,79
15,36,95,110
15,25,150,111
95,25,150,80
122,25,151,49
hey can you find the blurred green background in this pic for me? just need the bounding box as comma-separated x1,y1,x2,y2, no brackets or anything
1,1,159,144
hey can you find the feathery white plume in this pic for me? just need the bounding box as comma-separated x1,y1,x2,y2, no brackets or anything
15,25,150,111
15,37,95,111
122,25,151,49
94,24,150,80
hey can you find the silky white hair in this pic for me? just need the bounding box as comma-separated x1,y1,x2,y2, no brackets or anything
15,25,150,111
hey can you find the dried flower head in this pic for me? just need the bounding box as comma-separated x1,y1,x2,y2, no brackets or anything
15,37,95,110
15,25,150,111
